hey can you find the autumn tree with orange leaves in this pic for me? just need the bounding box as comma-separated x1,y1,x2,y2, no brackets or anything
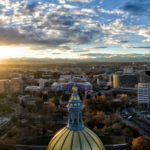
132,136,149,150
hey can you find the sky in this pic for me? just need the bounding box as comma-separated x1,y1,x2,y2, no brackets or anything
0,0,150,61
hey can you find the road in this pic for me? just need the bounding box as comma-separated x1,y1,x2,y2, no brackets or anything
122,118,150,139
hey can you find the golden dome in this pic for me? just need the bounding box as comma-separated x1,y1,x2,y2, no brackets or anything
47,127,105,150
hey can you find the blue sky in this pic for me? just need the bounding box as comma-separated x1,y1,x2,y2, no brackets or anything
0,0,150,61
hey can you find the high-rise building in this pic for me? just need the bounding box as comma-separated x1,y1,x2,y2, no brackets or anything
47,87,105,150
113,73,138,88
138,83,150,107
113,74,119,88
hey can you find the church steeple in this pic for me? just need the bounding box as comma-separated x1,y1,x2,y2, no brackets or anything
67,86,84,130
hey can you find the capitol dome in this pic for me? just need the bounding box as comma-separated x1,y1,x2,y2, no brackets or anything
47,87,105,150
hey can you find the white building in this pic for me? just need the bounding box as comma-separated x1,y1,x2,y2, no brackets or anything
124,67,133,73
138,83,150,107
97,78,100,85
38,78,49,88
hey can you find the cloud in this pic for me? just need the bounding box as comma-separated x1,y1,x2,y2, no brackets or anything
98,8,124,15
127,46,150,49
138,27,150,42
103,36,128,45
90,46,107,49
59,0,66,4
101,19,127,35
100,19,150,46
0,26,71,48
81,8,96,14
100,19,129,46
67,0,92,3
0,0,102,50
122,0,150,16
83,46,107,51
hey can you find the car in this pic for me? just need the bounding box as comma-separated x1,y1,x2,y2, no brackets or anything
127,116,133,120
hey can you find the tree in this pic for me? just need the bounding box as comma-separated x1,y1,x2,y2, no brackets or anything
112,123,121,135
95,111,105,122
84,95,114,113
35,98,43,110
0,141,16,150
132,136,149,150
0,93,7,99
122,127,133,142
101,126,112,136
111,114,121,124
120,95,129,106
20,100,26,108
83,99,91,110
93,126,98,133
84,118,97,129
48,101,56,114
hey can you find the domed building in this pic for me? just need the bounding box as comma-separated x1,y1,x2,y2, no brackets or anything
47,86,105,150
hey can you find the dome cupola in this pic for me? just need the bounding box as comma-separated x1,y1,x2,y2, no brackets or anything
67,86,84,130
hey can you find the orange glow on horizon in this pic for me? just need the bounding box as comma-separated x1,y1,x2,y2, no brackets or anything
0,46,31,59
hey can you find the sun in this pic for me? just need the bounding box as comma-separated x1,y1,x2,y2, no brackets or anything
0,46,31,59
0,46,88,59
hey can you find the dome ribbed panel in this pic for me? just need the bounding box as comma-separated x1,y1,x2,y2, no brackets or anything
47,127,105,150
72,131,81,150
85,128,105,150
62,130,73,150
47,127,67,150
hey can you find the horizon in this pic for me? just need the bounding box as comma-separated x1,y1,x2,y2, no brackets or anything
0,56,150,63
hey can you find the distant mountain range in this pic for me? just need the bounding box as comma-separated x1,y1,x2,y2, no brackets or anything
0,53,150,64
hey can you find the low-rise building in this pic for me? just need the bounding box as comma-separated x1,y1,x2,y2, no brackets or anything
0,78,23,94
10,78,23,94
25,86,42,92
18,95,36,105
0,79,10,93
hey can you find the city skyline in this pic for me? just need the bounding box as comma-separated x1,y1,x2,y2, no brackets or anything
0,0,150,61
